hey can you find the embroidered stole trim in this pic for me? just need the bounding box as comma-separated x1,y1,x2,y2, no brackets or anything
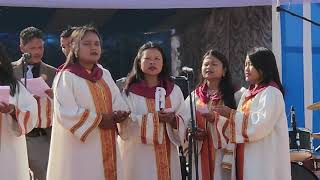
145,98,171,180
196,99,216,180
86,79,117,180
236,99,252,180
141,115,148,144
46,97,52,127
35,97,42,128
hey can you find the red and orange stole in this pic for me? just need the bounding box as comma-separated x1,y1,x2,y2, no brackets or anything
143,98,172,180
235,82,280,180
196,99,223,180
235,98,252,180
86,79,117,180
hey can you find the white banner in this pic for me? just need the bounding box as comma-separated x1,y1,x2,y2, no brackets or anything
0,0,319,9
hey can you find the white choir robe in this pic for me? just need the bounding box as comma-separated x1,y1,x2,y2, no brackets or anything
221,86,291,180
119,85,188,180
47,69,129,180
184,88,244,180
0,82,38,180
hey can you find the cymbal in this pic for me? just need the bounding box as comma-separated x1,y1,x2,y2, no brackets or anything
307,102,320,110
312,132,320,139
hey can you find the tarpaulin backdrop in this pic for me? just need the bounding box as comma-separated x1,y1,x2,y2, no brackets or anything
280,2,320,147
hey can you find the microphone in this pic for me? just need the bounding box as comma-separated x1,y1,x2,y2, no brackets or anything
155,87,166,112
182,66,193,73
171,76,188,81
22,53,31,63
116,77,127,91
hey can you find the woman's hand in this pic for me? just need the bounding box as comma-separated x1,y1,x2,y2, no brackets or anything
0,102,15,114
45,89,54,99
201,112,215,123
192,128,207,141
212,105,232,118
158,110,177,129
99,112,115,129
113,111,130,123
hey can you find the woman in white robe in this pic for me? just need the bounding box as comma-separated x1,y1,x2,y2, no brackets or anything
119,42,188,180
47,26,130,180
0,43,38,180
213,47,291,180
184,49,245,180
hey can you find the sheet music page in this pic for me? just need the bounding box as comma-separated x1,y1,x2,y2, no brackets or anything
0,86,10,104
22,77,50,97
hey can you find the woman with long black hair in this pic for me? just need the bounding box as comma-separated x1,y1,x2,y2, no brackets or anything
184,49,245,180
0,43,37,180
214,47,290,180
120,41,188,180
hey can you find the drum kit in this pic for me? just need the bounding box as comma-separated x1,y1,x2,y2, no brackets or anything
290,102,320,180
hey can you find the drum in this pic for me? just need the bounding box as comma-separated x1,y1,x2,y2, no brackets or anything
291,162,318,180
289,128,313,161
302,157,320,177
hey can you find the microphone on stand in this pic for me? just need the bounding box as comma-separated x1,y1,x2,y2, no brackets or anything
22,53,32,63
155,87,166,112
182,65,199,180
182,66,193,73
179,146,187,180
116,77,127,91
171,76,188,81
22,53,32,86
171,76,188,99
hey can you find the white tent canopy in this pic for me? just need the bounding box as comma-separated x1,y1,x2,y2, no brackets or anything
0,0,317,9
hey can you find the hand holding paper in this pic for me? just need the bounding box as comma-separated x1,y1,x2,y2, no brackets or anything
22,77,50,97
197,104,209,114
0,86,10,104
155,87,166,112
0,102,15,114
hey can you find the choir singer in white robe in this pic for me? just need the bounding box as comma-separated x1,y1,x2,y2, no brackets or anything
47,26,130,180
184,49,245,180
213,47,291,180
120,42,188,180
0,43,38,180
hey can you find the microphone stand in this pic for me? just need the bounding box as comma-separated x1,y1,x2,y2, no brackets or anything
186,71,199,180
291,106,300,151
171,75,188,180
21,53,31,87
22,58,27,87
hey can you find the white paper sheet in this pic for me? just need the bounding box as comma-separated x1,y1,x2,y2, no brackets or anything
0,86,10,104
22,77,50,97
